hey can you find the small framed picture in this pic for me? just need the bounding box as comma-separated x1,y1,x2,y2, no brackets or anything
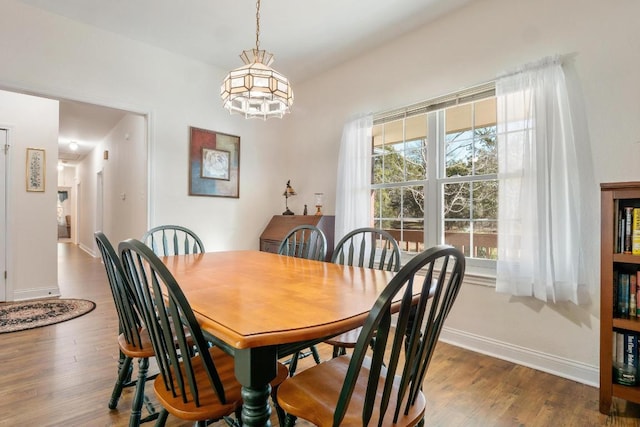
201,148,230,181
26,148,45,192
189,127,240,198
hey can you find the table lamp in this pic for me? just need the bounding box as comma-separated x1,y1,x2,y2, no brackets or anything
314,193,324,216
282,180,297,215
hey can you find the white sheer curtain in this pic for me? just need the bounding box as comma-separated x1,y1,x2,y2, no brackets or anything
335,115,373,243
496,57,589,304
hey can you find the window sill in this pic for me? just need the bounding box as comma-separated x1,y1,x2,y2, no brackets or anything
415,264,496,287
402,252,496,287
463,271,496,287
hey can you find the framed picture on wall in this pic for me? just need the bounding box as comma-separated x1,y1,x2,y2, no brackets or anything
26,148,45,192
189,127,240,198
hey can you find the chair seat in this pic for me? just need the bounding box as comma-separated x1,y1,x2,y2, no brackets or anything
277,355,426,426
118,325,193,357
155,346,240,421
117,328,155,359
155,346,288,422
324,327,362,349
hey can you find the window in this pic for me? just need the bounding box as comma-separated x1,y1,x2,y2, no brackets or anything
372,85,497,269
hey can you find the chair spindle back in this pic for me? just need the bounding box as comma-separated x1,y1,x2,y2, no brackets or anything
95,231,146,349
335,245,465,426
119,238,226,407
278,225,327,261
332,227,401,272
142,225,205,256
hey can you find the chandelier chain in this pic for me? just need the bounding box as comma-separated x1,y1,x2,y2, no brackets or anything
255,0,261,50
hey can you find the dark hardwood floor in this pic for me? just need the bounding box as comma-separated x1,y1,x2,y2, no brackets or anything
0,242,637,426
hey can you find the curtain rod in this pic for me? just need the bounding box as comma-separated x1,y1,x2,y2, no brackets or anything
373,81,496,125
495,53,577,80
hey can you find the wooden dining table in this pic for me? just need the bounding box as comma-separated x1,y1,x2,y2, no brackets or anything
162,249,396,427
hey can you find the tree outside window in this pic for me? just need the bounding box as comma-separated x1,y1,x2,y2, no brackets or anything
372,96,498,261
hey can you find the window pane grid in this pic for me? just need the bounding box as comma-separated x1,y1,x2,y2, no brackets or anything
372,91,497,262
443,179,497,259
445,102,497,179
373,116,428,255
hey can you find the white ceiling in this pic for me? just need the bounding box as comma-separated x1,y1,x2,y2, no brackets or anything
15,0,475,161
58,100,128,162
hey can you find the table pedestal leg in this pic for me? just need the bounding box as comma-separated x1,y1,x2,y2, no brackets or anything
235,346,277,427
241,384,272,426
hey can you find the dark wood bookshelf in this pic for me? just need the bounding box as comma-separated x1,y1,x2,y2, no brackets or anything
601,182,640,414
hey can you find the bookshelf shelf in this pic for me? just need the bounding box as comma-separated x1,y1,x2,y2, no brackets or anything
613,383,640,403
613,253,640,264
613,318,640,333
601,181,640,414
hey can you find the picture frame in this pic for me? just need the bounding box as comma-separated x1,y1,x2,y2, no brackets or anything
26,148,45,192
189,127,240,198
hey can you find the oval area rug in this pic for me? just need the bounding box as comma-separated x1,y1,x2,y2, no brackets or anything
0,298,96,333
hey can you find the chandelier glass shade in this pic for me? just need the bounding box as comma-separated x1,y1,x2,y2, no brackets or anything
220,0,293,120
221,48,293,119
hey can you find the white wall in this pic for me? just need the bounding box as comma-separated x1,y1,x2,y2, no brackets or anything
282,0,640,385
0,89,59,300
0,0,288,257
109,114,148,246
75,113,147,255
76,146,99,254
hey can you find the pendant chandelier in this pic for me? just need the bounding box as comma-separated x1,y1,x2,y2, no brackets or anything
221,0,293,120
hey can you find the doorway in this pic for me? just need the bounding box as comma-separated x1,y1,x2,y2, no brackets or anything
55,99,148,256
57,186,72,242
96,171,103,237
0,129,6,301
